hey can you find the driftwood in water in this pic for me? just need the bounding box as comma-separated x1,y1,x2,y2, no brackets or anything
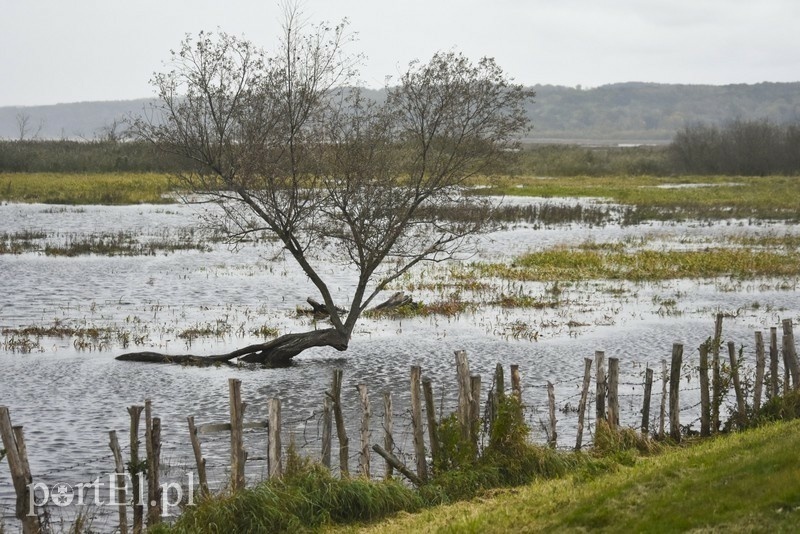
297,297,348,318
116,328,348,367
368,292,413,312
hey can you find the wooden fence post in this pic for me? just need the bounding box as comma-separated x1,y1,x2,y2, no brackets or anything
728,342,747,426
699,343,711,437
0,407,41,534
358,385,370,478
455,351,472,442
770,326,779,397
127,405,144,534
410,365,427,483
372,445,422,486
547,382,557,449
422,377,440,467
383,391,394,479
641,367,654,436
712,315,723,433
109,430,128,534
187,416,209,497
783,319,800,388
607,357,620,428
669,344,683,442
228,379,246,491
321,396,332,469
331,369,349,477
575,357,592,450
144,399,155,523
148,417,162,526
754,331,766,412
269,398,282,479
595,351,606,423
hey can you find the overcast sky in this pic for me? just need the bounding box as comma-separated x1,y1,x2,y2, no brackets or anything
2,0,798,107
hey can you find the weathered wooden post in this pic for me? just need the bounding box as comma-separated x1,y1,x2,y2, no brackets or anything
455,351,473,442
269,398,282,479
712,315,723,433
754,331,766,412
321,396,333,469
187,416,209,497
148,417,163,525
728,342,747,425
607,357,620,428
331,369,349,477
547,381,557,449
659,359,668,439
595,351,606,423
228,379,246,491
383,391,394,479
0,407,41,534
641,367,654,436
575,357,592,450
127,405,144,534
410,365,427,482
669,344,683,442
109,430,128,534
357,384,370,478
698,344,711,437
422,377,440,466
770,326,779,397
783,319,800,388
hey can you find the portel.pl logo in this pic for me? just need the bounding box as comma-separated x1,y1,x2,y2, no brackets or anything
28,472,195,516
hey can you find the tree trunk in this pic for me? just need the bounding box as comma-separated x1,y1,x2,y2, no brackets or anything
116,328,349,367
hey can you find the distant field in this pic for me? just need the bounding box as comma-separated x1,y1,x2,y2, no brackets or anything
0,172,174,204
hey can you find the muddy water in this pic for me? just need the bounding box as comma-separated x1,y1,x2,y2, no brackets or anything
1,200,798,530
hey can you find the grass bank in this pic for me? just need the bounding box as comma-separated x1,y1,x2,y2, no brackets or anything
340,418,800,533
0,172,174,204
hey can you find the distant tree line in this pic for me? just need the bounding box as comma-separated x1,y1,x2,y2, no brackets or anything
1,119,799,177
669,120,800,176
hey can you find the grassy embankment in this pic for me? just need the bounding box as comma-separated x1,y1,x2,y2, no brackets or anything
0,172,173,204
337,419,800,533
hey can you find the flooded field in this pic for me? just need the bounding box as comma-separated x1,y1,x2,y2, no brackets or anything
1,198,799,530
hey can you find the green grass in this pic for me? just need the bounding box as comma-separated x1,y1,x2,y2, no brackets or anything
475,175,800,221
341,419,800,533
0,172,175,204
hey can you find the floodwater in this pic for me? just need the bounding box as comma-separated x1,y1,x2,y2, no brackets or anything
1,199,798,530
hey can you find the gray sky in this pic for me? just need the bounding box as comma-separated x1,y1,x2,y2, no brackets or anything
2,0,798,107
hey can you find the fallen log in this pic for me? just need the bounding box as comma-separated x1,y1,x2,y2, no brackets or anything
116,328,349,368
296,297,348,318
369,292,413,312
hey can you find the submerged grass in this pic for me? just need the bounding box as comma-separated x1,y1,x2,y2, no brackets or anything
0,172,175,204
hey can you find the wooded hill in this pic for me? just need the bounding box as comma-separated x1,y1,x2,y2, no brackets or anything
1,82,799,145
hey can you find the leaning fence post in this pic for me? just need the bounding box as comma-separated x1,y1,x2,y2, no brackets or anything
331,369,349,477
127,405,144,533
422,377,440,466
728,342,747,426
641,367,654,436
770,326,779,397
0,407,41,534
109,430,128,534
547,381,557,449
358,384,371,478
228,379,246,491
187,416,209,497
410,365,427,483
607,357,620,428
669,344,683,442
595,351,606,423
783,319,800,388
699,343,711,437
575,357,592,450
269,398,282,479
754,331,766,412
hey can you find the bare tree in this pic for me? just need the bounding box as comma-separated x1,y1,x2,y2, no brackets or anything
122,6,533,367
15,112,44,141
